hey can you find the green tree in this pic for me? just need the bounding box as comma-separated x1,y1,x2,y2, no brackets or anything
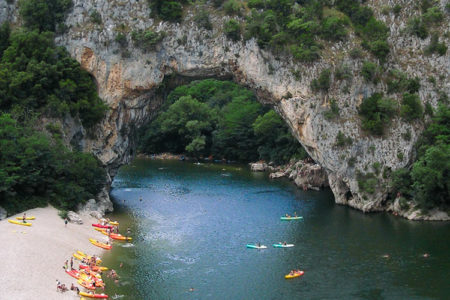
19,0,73,32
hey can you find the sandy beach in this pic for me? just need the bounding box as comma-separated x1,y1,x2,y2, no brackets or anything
0,206,108,300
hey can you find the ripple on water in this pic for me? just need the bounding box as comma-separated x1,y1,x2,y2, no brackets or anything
166,253,198,265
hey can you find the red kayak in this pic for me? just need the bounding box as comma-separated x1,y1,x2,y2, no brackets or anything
92,223,114,229
65,269,80,279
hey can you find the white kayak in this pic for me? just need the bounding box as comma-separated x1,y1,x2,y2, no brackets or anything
273,243,294,248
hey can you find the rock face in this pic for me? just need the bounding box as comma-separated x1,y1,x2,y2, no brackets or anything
0,206,7,220
1,1,449,219
250,162,267,172
267,160,329,191
67,211,83,224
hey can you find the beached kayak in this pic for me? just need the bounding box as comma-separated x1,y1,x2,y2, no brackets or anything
77,279,95,290
65,269,80,279
76,251,102,264
15,216,35,220
79,264,109,272
246,244,267,249
273,243,294,248
8,219,32,226
280,216,303,221
79,291,109,299
92,224,114,229
108,221,119,226
99,230,132,241
80,273,104,287
285,270,304,279
89,238,112,250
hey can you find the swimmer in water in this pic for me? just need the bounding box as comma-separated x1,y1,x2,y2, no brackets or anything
189,287,194,292
423,253,430,258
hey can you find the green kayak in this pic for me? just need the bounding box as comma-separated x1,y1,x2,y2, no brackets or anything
246,244,267,249
280,216,303,221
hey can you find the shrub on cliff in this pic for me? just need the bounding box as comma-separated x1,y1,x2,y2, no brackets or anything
224,19,241,41
358,93,397,136
131,29,166,51
19,0,73,32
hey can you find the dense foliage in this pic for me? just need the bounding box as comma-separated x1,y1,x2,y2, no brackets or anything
0,28,108,127
0,114,106,214
0,0,108,215
139,79,307,164
19,0,73,32
391,105,449,209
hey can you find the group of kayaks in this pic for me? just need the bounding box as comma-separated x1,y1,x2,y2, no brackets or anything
7,216,36,226
89,220,132,251
247,214,304,279
67,248,110,297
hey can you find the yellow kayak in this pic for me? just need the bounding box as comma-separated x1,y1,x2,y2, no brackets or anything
15,216,35,220
89,238,112,250
8,219,32,226
109,221,119,226
285,270,304,279
74,251,102,264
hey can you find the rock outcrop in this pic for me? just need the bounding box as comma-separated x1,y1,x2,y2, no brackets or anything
1,1,448,219
267,160,329,191
0,206,7,220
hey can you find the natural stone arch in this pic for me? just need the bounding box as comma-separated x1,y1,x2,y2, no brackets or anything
1,0,444,218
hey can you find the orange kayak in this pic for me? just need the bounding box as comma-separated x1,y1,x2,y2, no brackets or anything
89,238,112,250
99,230,132,241
65,269,80,279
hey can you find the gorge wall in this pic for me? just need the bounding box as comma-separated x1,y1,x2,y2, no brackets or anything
1,0,448,220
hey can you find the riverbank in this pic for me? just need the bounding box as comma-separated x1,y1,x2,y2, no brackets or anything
0,206,106,299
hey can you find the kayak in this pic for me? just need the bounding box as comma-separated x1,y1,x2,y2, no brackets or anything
99,230,132,241
65,269,80,279
77,279,95,290
8,219,32,226
246,244,267,249
79,264,109,272
76,251,102,264
285,270,304,279
15,216,35,220
273,243,294,248
280,216,303,221
93,227,105,232
89,238,112,250
108,221,119,226
80,273,104,287
79,291,109,299
92,223,114,229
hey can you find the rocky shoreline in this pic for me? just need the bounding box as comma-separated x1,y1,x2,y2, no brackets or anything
250,159,329,191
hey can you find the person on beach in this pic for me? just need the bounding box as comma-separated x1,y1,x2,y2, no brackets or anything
22,213,27,223
70,257,73,270
64,260,68,270
56,279,61,291
64,217,68,227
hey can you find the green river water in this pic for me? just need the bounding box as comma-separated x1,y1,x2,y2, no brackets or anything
99,158,449,300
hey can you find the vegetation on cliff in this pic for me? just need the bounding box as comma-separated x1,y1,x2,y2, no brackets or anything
391,105,449,210
139,79,307,164
0,0,107,215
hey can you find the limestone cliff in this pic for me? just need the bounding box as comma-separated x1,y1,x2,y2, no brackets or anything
1,0,448,220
